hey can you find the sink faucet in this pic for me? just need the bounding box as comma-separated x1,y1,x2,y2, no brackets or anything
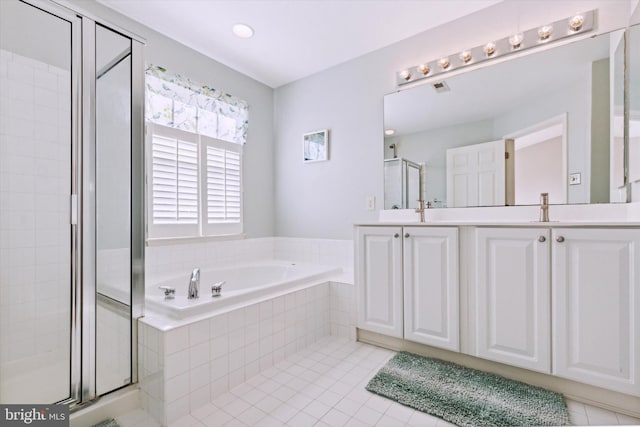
188,268,200,299
415,199,426,223
539,192,549,222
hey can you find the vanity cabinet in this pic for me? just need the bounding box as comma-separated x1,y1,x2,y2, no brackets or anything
552,228,640,396
355,226,403,338
355,226,459,350
474,227,640,395
475,227,551,373
403,227,459,351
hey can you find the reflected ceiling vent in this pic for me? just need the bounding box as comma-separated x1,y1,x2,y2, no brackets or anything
433,81,450,93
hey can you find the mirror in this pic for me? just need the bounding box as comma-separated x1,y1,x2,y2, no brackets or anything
629,24,640,187
384,29,627,208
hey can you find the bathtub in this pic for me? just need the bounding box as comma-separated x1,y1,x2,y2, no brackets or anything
146,261,342,319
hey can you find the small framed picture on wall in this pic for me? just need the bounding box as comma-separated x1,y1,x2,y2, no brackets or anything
303,129,329,162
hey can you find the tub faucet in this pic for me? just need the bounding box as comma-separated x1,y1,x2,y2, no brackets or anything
188,268,200,299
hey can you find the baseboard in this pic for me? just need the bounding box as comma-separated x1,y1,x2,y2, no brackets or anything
70,386,140,427
358,329,640,418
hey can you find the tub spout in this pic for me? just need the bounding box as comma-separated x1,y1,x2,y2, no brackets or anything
188,268,200,299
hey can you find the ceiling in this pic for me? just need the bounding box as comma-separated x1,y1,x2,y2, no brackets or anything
96,0,502,88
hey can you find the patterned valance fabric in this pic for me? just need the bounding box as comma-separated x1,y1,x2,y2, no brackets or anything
145,64,248,144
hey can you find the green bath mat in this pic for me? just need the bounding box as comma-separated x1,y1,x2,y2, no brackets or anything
366,352,569,427
92,419,121,427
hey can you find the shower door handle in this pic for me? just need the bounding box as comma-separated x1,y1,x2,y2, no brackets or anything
70,194,78,225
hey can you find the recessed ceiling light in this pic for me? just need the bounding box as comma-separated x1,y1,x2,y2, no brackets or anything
232,23,254,39
384,129,396,136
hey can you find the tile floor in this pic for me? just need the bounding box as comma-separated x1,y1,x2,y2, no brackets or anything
116,337,640,427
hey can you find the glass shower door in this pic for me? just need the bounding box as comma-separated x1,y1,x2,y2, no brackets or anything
0,0,77,404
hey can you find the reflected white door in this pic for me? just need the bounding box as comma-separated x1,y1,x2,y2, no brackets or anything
446,139,507,207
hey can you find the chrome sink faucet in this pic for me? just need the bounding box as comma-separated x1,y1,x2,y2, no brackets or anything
188,268,200,299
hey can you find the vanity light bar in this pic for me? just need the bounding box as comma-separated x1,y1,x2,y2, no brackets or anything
396,10,595,86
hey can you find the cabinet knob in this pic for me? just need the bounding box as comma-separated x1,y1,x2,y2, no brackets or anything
404,233,410,238
394,233,399,238
556,236,565,243
538,236,546,243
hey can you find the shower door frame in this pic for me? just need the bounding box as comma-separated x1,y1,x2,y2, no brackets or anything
15,0,146,408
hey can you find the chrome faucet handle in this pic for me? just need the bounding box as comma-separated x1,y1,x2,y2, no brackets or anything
211,281,225,297
158,285,175,299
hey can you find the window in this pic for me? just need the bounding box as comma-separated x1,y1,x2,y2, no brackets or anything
145,65,248,239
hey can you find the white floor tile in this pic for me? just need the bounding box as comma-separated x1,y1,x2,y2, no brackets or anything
269,402,298,423
303,399,331,419
202,410,234,427
117,337,640,427
320,408,351,427
287,410,318,427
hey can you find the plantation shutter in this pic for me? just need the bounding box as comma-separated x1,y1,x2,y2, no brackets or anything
147,124,199,237
203,138,242,235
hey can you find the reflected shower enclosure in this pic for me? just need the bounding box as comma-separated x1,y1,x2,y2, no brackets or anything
0,0,144,407
384,158,423,209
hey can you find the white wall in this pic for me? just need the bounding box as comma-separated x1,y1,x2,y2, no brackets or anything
274,0,632,239
66,0,276,238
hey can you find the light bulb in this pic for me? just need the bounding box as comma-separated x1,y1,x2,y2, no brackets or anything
418,64,430,75
569,15,584,31
459,51,472,63
399,70,411,81
538,25,553,41
483,42,496,56
438,58,450,70
509,33,523,49
384,129,395,136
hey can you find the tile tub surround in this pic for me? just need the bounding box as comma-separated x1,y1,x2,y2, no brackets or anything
139,281,358,425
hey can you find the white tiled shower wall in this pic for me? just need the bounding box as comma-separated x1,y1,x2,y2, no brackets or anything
139,237,355,425
0,49,70,401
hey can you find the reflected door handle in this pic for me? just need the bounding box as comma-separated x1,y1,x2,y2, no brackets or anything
538,236,546,242
404,233,410,238
556,236,565,243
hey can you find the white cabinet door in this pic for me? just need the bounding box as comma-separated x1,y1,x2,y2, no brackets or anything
475,227,551,373
355,226,403,338
403,227,459,351
552,228,640,396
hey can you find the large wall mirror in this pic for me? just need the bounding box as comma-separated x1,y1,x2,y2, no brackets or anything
384,29,629,209
630,24,640,187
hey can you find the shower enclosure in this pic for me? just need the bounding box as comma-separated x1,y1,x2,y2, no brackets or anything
0,0,144,407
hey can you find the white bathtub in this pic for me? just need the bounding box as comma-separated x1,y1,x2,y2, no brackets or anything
146,261,341,319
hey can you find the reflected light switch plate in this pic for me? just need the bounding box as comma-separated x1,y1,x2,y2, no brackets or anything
569,173,581,185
